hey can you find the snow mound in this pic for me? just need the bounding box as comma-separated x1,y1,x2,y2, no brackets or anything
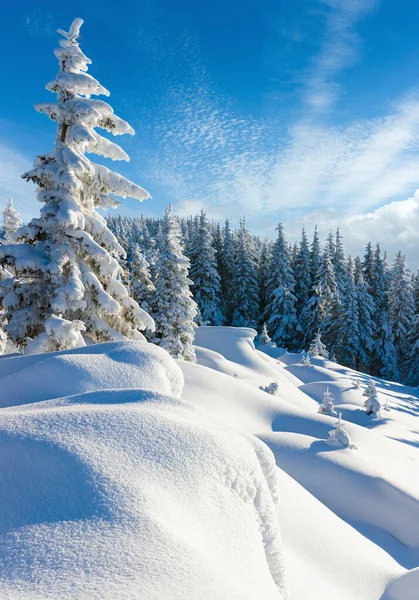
0,341,287,600
0,341,183,407
382,568,419,599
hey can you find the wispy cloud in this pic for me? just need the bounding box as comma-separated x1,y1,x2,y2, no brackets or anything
304,0,377,111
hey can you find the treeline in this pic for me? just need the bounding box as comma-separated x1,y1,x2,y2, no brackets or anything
108,211,419,386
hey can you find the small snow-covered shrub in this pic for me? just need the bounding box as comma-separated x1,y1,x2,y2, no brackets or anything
309,332,329,358
326,414,357,449
301,352,311,365
258,323,271,345
363,381,381,415
259,381,280,396
365,394,382,416
362,381,377,406
318,387,337,416
353,380,361,390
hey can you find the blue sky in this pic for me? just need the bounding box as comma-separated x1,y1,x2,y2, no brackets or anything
1,0,419,265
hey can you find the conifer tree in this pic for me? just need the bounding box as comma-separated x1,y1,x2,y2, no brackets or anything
231,220,260,328
151,205,197,361
369,244,399,380
310,226,321,283
310,243,339,350
130,244,155,318
355,270,375,372
0,19,154,351
265,223,298,348
189,211,224,325
388,252,415,376
2,199,22,243
294,227,312,328
334,258,359,369
405,315,419,386
333,228,347,292
363,241,375,294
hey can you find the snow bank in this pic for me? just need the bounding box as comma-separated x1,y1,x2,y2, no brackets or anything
0,341,287,599
0,340,183,407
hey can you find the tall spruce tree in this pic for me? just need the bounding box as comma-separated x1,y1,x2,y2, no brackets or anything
355,270,376,373
388,251,415,378
151,205,197,361
231,220,260,328
0,19,154,351
334,258,359,369
310,226,321,283
369,244,398,380
221,219,235,323
265,223,298,348
294,227,312,341
189,211,224,325
130,244,155,318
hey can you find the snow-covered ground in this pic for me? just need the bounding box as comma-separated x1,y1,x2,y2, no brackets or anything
0,327,418,598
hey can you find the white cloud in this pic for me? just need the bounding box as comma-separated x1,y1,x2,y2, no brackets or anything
283,190,419,270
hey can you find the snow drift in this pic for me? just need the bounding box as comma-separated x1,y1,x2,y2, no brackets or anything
0,341,287,600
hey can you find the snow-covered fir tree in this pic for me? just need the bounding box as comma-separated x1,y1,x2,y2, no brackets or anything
308,331,329,358
265,223,298,348
151,205,197,361
309,332,329,358
310,226,321,283
363,241,375,294
189,211,224,325
388,252,415,376
318,388,337,416
355,269,375,373
258,322,271,345
293,227,312,342
2,199,22,243
370,244,399,380
333,228,346,288
230,220,260,328
219,219,235,323
334,258,359,369
327,414,356,449
130,244,155,318
405,315,419,386
0,19,154,351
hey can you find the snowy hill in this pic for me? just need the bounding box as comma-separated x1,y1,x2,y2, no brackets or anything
0,328,418,599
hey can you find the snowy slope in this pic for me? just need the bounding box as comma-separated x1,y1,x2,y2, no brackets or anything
186,326,419,599
0,329,418,599
0,342,286,600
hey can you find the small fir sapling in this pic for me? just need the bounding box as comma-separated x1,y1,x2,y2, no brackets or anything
363,381,377,407
258,322,271,345
318,387,337,416
365,393,382,416
327,413,357,449
309,332,329,358
301,352,311,365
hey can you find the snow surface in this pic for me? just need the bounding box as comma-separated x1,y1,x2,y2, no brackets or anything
1,327,418,598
